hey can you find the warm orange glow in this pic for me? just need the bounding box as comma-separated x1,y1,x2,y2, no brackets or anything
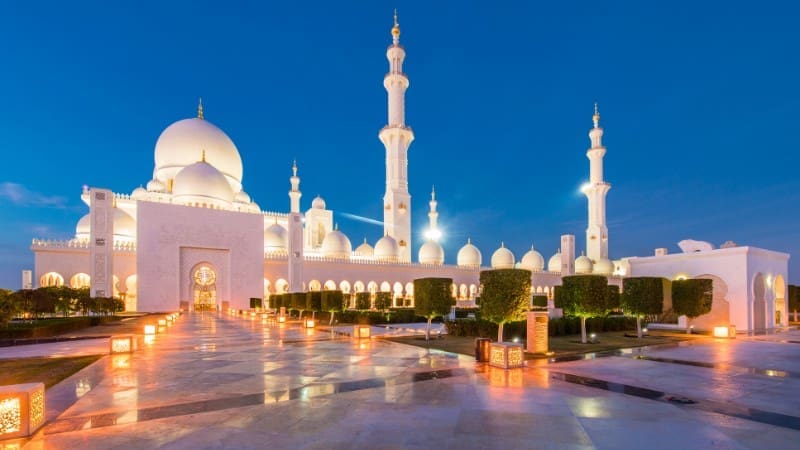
354,325,371,338
110,335,135,354
143,325,156,335
158,319,167,326
713,325,736,338
489,342,525,369
305,320,315,328
143,335,155,345
278,316,286,323
0,383,45,439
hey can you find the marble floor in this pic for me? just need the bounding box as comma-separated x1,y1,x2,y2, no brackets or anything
13,313,800,449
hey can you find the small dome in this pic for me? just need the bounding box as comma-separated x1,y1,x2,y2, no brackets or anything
575,254,594,274
153,117,243,193
419,240,444,265
548,250,562,272
172,160,234,206
75,213,91,240
131,186,147,199
520,246,545,272
491,243,515,269
264,223,288,252
312,195,326,210
457,238,482,268
235,190,251,204
321,229,352,259
354,238,374,257
375,235,399,261
593,258,614,275
113,208,137,241
146,179,165,192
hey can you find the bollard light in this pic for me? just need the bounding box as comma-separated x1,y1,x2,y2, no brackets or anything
109,335,136,354
0,383,45,439
144,325,156,335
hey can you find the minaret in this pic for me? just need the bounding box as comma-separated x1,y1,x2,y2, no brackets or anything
426,185,441,241
379,10,415,262
288,161,304,293
584,103,611,262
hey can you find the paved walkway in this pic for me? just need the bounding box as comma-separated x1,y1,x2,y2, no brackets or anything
17,313,800,449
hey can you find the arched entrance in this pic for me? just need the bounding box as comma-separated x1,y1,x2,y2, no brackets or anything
753,273,767,331
775,275,786,326
192,264,217,311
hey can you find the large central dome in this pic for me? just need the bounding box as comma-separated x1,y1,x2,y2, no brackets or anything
153,117,243,193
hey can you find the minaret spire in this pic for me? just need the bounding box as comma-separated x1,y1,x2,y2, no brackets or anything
197,97,204,120
584,103,611,262
427,185,438,237
380,9,415,261
289,160,301,213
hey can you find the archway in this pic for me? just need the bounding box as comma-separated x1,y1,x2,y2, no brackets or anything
753,273,767,330
40,272,64,287
775,274,786,326
192,264,217,311
275,278,289,294
125,274,137,312
339,280,351,294
308,280,322,292
70,273,91,289
324,280,337,291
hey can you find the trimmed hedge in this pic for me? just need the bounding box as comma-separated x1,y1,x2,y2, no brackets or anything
0,316,122,339
444,315,638,339
374,292,392,311
306,291,323,312
290,292,306,311
531,295,548,308
355,292,371,310
322,290,345,312
335,308,425,325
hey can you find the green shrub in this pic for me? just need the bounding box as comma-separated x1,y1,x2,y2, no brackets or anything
479,269,531,342
531,295,548,308
355,292,371,310
322,290,345,312
306,291,323,312
374,292,392,311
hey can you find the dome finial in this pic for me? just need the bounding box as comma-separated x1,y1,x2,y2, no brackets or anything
592,101,600,128
391,9,400,43
201,149,206,162
198,97,204,120
292,159,298,176
431,185,435,200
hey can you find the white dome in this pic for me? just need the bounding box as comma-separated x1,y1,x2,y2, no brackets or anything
321,229,352,259
172,160,234,206
146,179,165,192
354,238,374,257
113,208,137,241
593,258,614,275
457,239,482,268
419,240,444,265
312,195,326,209
491,243,515,269
575,255,594,274
264,223,287,252
153,117,243,193
131,186,147,199
235,190,251,204
548,250,562,272
75,213,91,240
520,246,545,272
374,235,400,261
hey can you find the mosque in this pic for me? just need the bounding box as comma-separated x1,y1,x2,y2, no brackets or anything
29,14,789,332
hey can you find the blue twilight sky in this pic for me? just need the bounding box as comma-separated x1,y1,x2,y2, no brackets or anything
1,1,799,288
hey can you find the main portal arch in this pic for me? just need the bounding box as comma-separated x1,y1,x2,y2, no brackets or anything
192,264,218,311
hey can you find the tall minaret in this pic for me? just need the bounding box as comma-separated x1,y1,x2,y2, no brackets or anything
379,10,415,262
428,186,438,233
584,103,611,262
288,161,304,293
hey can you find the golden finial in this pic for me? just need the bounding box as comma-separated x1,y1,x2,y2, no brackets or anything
201,149,206,162
392,9,400,40
592,102,600,128
292,159,298,177
198,97,204,120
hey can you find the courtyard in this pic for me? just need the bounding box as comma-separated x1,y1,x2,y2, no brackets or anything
1,312,797,449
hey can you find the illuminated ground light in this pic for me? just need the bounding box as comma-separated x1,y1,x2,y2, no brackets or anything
278,316,286,323
143,325,156,335
713,325,736,338
0,383,45,440
489,342,525,369
109,335,136,354
158,319,167,327
354,325,371,339
305,319,315,328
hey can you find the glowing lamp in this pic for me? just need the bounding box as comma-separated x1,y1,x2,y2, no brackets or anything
158,319,167,327
354,325,371,339
143,335,155,345
109,335,136,354
713,325,736,338
278,316,286,323
0,383,45,439
165,315,174,322
305,319,315,328
143,325,156,335
250,312,256,317
489,342,525,369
